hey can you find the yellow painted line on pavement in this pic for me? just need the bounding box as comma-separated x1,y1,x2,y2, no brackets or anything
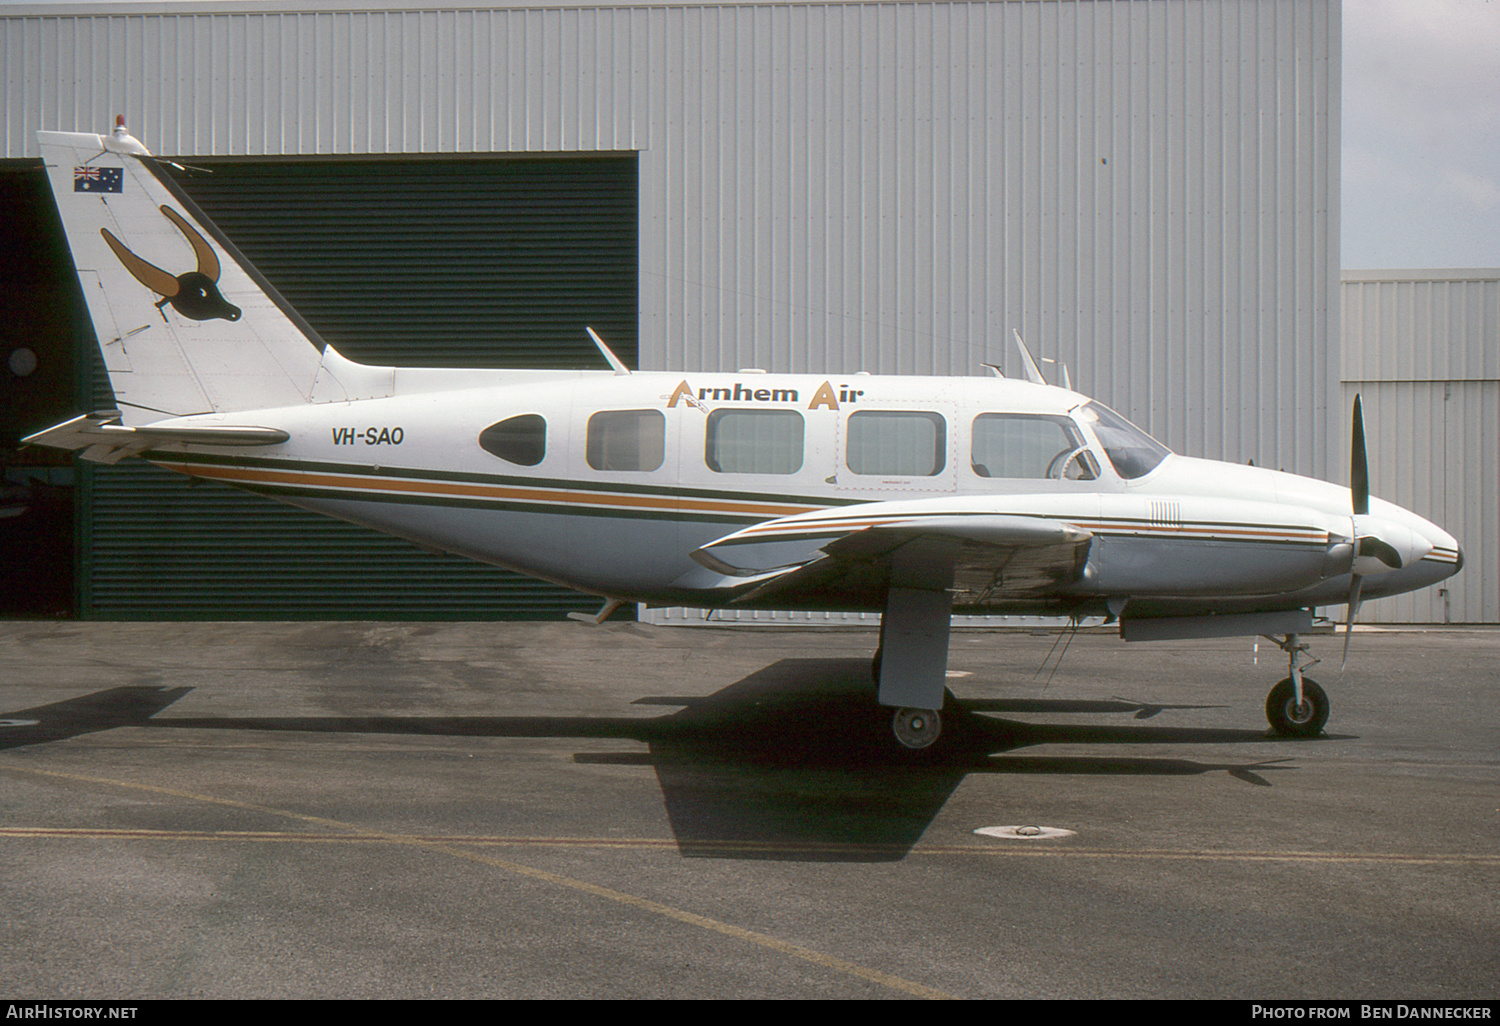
0,765,954,1000
5,824,1497,866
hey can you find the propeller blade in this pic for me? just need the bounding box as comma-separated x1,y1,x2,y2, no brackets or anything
1344,396,1371,671
1342,574,1365,671
1351,394,1369,517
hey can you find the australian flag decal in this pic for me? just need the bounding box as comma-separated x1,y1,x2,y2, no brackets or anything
74,166,123,193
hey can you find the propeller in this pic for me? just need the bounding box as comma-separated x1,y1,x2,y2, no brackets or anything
1340,394,1432,668
1343,395,1368,669
1350,395,1369,518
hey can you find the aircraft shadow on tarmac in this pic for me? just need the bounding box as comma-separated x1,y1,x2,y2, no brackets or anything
0,685,193,750
1,660,1326,863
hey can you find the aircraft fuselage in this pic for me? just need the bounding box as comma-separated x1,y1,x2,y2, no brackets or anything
137,368,1459,616
27,122,1463,743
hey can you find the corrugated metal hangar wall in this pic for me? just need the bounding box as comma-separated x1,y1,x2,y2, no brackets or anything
1341,270,1499,625
3,0,1356,619
77,157,639,618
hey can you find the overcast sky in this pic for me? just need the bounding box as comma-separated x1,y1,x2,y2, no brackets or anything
1343,0,1500,269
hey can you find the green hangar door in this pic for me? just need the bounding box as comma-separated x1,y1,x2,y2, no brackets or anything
81,154,638,619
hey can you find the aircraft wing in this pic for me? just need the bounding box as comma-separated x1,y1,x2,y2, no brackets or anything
692,505,1093,610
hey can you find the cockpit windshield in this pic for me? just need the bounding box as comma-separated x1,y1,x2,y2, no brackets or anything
1078,402,1172,479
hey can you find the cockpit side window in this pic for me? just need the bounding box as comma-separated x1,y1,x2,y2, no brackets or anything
1080,401,1171,479
479,414,546,467
971,414,1097,480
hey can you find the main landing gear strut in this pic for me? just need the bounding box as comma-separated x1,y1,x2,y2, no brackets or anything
874,537,961,752
869,645,946,750
1263,633,1330,737
875,554,1334,747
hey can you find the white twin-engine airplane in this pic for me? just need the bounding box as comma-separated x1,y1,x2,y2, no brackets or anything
28,120,1462,751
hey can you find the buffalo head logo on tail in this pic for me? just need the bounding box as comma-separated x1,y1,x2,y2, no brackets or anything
100,205,242,322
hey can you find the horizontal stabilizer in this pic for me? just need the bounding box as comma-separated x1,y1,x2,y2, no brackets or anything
23,412,288,465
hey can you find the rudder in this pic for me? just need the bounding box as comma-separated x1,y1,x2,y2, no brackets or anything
37,125,326,425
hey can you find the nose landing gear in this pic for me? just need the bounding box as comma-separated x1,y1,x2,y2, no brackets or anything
1264,633,1330,736
1266,676,1330,736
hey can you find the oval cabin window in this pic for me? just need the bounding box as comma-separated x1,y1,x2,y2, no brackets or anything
479,414,547,467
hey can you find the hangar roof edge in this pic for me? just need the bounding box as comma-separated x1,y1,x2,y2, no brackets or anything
1343,269,1500,283
7,0,1036,17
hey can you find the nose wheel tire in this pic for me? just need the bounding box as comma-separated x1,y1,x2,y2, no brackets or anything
892,707,942,749
1266,677,1329,737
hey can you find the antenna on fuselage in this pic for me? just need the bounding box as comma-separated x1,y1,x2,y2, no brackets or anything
1011,329,1047,385
1043,357,1073,391
586,327,631,376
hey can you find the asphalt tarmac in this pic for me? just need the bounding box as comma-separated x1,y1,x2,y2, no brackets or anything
0,620,1495,1000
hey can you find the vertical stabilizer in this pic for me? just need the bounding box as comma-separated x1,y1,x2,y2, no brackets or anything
37,127,326,425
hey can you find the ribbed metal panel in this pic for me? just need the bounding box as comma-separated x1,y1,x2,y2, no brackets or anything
165,155,638,368
1342,271,1500,384
1337,380,1497,625
74,154,636,619
83,463,593,619
6,0,1341,476
3,7,647,157
8,1,1350,617
1341,271,1500,624
638,0,1341,480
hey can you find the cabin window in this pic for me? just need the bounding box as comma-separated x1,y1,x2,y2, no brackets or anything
705,409,804,474
586,409,665,472
971,414,1097,480
846,411,946,477
478,414,547,467
1080,402,1170,479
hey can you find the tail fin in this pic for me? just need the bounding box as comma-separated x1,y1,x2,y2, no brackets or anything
37,126,326,425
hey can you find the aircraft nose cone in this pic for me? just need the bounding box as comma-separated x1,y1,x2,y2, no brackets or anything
1427,524,1463,579
1437,533,1465,580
